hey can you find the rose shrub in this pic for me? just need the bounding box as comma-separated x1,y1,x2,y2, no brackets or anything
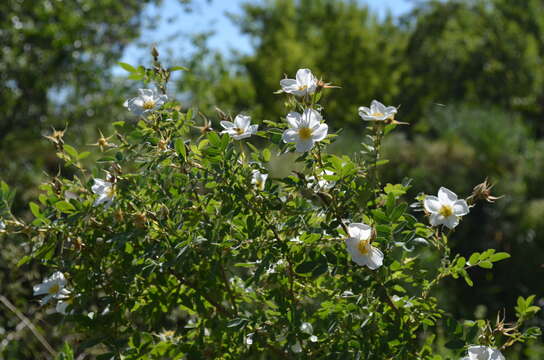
1,53,541,359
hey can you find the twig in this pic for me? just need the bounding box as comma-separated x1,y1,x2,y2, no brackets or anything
0,295,57,357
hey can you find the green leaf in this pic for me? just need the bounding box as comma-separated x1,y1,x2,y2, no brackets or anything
64,144,78,159
54,201,76,214
29,201,42,218
174,139,186,161
478,261,493,269
468,252,480,265
118,62,137,73
262,148,271,162
489,252,510,262
169,65,189,72
78,151,91,160
17,255,32,267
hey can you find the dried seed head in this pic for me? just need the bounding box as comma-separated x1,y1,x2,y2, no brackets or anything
468,178,503,204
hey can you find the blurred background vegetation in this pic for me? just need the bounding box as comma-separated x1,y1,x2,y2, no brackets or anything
1,0,543,358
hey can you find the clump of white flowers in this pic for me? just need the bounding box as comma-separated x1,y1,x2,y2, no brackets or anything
33,271,72,314
358,100,398,122
220,114,258,140
124,88,167,116
345,223,383,270
461,345,505,360
92,178,115,207
424,187,469,229
282,108,328,152
251,170,268,191
280,68,318,97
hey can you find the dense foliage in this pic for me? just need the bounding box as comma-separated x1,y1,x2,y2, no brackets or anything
1,0,544,358
2,58,541,358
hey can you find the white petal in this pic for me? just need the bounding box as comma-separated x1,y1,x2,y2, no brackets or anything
247,124,259,134
360,114,383,121
358,106,370,115
453,199,469,216
235,115,251,129
304,108,322,127
488,348,505,360
295,139,314,152
467,346,489,360
438,187,457,204
282,129,299,143
429,213,443,227
33,283,49,296
345,236,360,255
286,112,301,129
347,223,371,240
443,215,459,229
138,89,154,97
280,78,297,92
311,123,328,142
384,106,398,115
371,100,386,113
220,121,235,129
424,196,441,213
365,246,384,270
233,132,252,140
296,68,314,86
155,94,168,106
56,301,69,315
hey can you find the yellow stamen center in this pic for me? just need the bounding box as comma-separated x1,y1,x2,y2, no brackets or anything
234,127,244,135
371,112,384,118
106,186,115,198
48,284,60,295
358,239,370,255
255,180,263,190
439,205,453,217
143,100,155,110
298,127,313,140
298,84,308,91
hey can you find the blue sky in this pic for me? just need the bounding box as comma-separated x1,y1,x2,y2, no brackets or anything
119,0,412,68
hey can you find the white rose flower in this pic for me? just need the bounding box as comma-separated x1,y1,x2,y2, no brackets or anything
345,223,383,270
220,114,258,140
251,170,268,191
33,271,70,306
0,220,5,230
280,68,318,97
461,345,505,360
358,100,397,122
282,108,328,153
424,187,470,229
123,89,167,116
92,178,115,207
